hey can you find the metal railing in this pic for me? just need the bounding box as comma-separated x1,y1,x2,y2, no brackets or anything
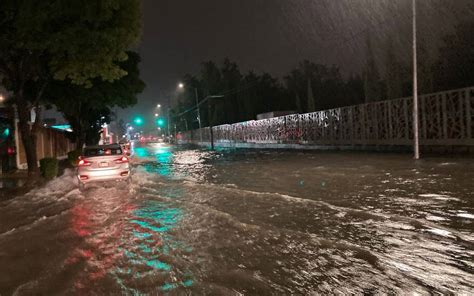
180,87,474,147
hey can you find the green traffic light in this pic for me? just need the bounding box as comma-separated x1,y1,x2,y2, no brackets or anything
156,119,165,127
133,117,144,125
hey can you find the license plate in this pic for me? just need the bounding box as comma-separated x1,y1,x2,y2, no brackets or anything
99,162,109,167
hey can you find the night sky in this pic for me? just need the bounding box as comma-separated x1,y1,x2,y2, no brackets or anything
119,0,473,123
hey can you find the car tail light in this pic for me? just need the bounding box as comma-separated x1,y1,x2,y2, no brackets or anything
7,147,15,156
120,171,129,176
78,159,92,166
79,175,89,180
115,156,129,164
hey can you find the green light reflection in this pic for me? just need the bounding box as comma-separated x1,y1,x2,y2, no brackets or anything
115,200,194,292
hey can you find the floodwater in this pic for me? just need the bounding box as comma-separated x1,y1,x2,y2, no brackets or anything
0,144,473,295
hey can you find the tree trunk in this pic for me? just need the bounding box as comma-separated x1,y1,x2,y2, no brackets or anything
74,121,85,151
75,136,85,151
16,95,39,176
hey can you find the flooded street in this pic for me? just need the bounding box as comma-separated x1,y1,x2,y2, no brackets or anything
0,144,473,294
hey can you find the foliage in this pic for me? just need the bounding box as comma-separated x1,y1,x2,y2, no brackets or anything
174,58,364,132
174,16,472,134
363,36,385,102
46,51,145,149
0,0,142,174
67,150,82,167
433,20,474,92
39,157,58,180
384,37,405,100
285,60,362,112
174,60,290,131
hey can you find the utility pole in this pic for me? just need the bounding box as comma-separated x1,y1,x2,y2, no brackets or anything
195,87,203,143
167,97,171,141
181,118,188,131
412,0,420,159
208,102,214,150
206,95,225,150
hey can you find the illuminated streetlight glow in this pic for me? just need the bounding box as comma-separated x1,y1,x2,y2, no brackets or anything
154,113,159,117
178,83,184,89
0,95,4,102
157,104,161,108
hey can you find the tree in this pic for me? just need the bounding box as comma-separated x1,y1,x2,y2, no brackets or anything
0,0,141,175
46,51,145,149
241,71,260,120
433,20,474,92
199,61,223,125
344,74,365,106
221,59,242,123
307,79,316,112
417,39,434,95
384,37,404,100
295,93,303,113
363,35,384,102
285,69,306,113
285,61,347,112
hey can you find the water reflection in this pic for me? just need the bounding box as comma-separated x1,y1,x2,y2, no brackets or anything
115,200,194,292
135,143,215,182
62,145,473,293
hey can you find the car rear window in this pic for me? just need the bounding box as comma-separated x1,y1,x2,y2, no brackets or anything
84,147,122,157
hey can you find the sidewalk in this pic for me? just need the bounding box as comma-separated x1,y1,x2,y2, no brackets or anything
0,159,73,201
0,170,32,201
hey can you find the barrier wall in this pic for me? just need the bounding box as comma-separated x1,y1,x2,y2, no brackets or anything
179,87,474,150
14,122,75,169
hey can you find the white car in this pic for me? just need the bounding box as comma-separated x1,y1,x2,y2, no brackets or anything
77,144,131,191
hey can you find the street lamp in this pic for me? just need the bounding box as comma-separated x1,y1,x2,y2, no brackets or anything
157,104,161,108
178,83,184,89
0,95,5,103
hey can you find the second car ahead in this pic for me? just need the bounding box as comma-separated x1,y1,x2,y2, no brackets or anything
76,144,131,191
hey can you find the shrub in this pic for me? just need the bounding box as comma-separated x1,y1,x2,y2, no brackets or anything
40,158,59,180
68,150,82,166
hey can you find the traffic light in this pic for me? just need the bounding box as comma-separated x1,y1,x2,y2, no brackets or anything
156,118,165,127
133,116,144,126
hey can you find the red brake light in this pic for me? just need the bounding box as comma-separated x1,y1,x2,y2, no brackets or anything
7,147,15,156
78,159,91,166
115,156,129,164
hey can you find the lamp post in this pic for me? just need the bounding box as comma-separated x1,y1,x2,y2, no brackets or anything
154,104,161,117
412,0,420,159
